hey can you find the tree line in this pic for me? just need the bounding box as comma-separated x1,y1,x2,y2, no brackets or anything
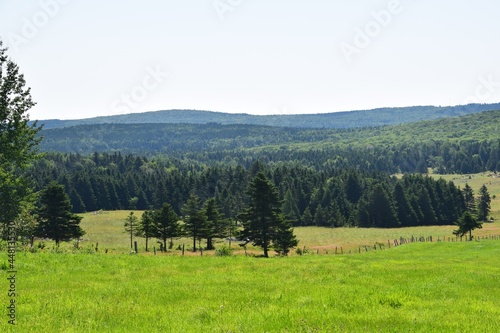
25,152,492,230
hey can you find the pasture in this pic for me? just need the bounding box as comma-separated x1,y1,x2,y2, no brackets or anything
1,172,500,332
2,241,500,332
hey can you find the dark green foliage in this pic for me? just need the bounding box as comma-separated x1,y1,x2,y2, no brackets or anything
37,110,500,176
453,211,482,241
477,185,491,221
36,182,84,246
137,210,155,251
182,194,207,252
463,184,476,214
25,152,469,231
153,203,179,252
203,198,228,250
239,173,297,257
0,40,42,236
357,184,399,228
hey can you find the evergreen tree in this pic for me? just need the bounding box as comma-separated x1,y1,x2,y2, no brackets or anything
0,40,42,237
453,211,482,240
36,182,84,246
203,198,228,250
301,207,313,226
124,212,139,250
282,189,300,224
273,214,298,256
393,183,418,227
239,172,297,257
477,184,491,221
463,183,476,214
153,203,179,252
137,210,155,251
359,184,399,228
313,204,327,227
182,193,207,252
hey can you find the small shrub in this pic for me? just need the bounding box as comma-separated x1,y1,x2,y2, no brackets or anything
215,245,233,257
0,261,8,270
295,247,303,256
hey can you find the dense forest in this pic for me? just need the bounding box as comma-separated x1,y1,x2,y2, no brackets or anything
23,108,500,232
38,103,500,129
39,110,500,174
28,153,468,229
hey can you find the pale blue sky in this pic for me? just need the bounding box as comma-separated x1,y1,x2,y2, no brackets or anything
1,0,499,120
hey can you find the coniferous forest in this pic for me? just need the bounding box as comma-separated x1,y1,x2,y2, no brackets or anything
27,151,467,229
22,106,500,231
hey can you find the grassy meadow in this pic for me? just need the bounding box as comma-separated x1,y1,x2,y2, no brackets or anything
2,241,500,332
1,173,500,332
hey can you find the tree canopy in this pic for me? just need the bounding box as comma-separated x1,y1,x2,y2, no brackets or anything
35,181,84,246
0,40,42,236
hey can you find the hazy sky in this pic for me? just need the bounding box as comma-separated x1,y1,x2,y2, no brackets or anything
1,0,499,120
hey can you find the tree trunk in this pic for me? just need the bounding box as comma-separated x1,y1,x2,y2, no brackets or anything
163,238,167,252
145,236,149,252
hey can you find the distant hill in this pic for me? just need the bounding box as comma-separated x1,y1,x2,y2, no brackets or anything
37,103,500,129
39,109,500,156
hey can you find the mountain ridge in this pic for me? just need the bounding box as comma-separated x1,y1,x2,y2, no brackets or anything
38,103,500,129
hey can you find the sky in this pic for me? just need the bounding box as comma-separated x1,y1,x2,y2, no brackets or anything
1,0,499,120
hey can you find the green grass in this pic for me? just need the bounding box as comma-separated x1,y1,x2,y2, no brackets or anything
2,241,500,332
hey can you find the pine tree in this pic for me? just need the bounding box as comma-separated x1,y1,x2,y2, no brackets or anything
463,183,476,214
282,189,300,224
273,214,298,256
137,210,155,251
239,173,297,257
124,212,139,250
36,182,84,246
203,198,228,250
153,203,179,252
477,185,491,221
453,211,482,241
182,193,207,252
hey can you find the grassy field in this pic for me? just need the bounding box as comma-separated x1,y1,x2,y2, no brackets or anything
2,241,499,332
2,173,500,331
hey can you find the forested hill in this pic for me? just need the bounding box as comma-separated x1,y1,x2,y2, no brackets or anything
38,103,500,129
40,109,500,156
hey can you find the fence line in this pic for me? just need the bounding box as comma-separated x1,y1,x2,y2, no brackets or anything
308,234,500,256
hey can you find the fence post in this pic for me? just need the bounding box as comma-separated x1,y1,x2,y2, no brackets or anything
154,247,156,255
182,244,185,256
134,241,138,254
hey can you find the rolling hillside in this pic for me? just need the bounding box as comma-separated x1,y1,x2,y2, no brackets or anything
38,103,500,129
39,109,500,155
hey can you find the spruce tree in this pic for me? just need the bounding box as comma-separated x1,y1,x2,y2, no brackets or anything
203,198,227,250
36,182,84,246
453,211,482,241
239,172,297,257
182,193,207,252
153,203,179,252
477,185,491,221
463,183,476,214
137,210,155,251
124,212,139,250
